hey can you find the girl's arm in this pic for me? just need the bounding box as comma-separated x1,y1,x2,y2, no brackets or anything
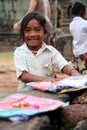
19,65,81,83
19,71,60,83
62,65,81,76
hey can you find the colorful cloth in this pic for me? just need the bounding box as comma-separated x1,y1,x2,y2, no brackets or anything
27,75,87,93
73,52,87,74
0,94,65,121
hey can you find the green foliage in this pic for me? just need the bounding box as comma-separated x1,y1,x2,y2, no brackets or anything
62,124,74,130
51,124,74,130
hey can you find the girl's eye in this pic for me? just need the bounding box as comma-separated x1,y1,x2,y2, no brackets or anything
24,28,30,32
24,27,41,32
35,28,41,32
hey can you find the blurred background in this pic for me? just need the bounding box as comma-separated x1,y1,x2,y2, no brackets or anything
0,0,87,58
0,0,87,32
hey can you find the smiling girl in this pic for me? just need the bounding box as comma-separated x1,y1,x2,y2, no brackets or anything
14,12,80,91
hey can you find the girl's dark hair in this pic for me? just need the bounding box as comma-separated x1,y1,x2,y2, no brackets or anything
20,12,47,39
72,2,85,17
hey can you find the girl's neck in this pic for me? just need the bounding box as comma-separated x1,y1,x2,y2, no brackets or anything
27,45,42,51
31,50,38,55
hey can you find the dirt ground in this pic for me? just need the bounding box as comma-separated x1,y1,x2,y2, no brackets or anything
0,59,18,93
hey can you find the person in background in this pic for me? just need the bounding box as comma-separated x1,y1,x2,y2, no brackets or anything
14,12,80,91
13,0,53,44
69,2,87,74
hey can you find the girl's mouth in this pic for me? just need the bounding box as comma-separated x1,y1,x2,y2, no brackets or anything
28,36,39,40
28,37,39,42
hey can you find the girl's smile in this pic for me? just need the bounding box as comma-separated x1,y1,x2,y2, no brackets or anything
24,19,45,50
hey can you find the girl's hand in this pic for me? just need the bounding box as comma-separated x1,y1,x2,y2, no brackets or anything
42,77,61,82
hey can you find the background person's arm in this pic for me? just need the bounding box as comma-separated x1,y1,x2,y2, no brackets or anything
13,0,37,30
28,0,37,12
47,0,51,19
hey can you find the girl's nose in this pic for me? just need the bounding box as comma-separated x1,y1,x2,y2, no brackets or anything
30,31,36,36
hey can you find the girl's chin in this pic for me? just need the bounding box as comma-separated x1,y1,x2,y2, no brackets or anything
28,43,38,46
27,44,39,48
28,41,39,45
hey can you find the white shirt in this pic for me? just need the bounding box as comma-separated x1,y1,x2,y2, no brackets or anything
69,16,87,56
14,42,69,91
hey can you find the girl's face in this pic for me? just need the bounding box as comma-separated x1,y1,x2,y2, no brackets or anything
24,19,45,50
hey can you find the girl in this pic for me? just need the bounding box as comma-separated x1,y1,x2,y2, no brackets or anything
14,12,80,91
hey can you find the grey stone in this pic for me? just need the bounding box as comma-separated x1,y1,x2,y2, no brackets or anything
57,93,71,102
0,115,51,130
74,120,87,130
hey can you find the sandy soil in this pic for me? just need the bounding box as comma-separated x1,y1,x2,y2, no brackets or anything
0,59,18,93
